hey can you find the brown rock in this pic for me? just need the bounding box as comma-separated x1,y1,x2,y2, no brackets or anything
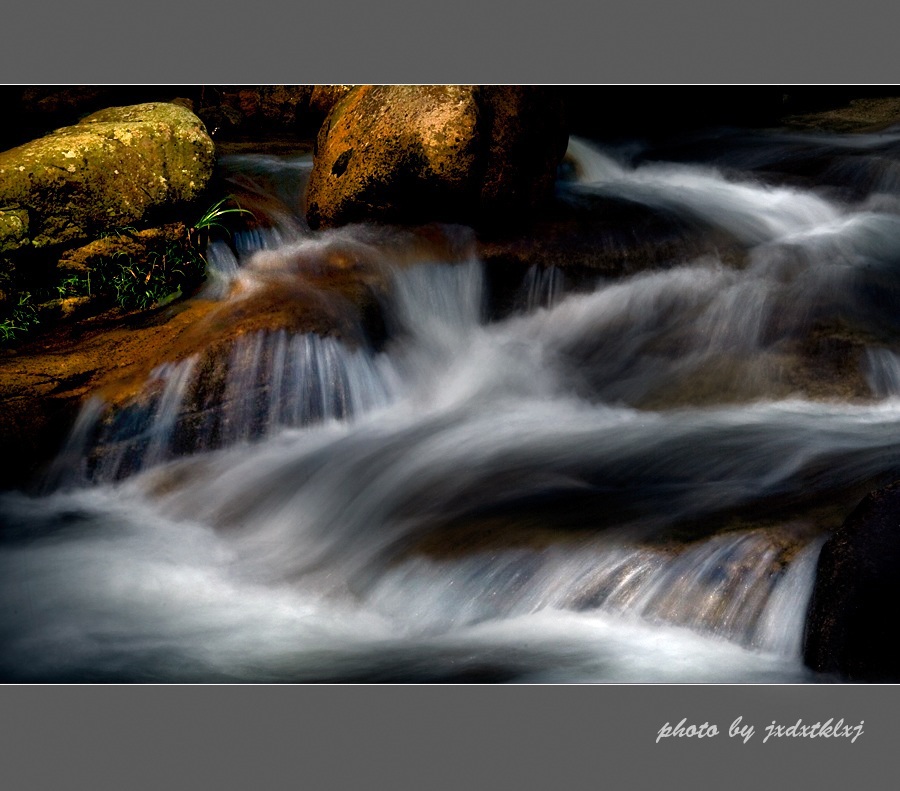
57,223,190,273
306,85,483,229
0,224,434,487
305,85,568,231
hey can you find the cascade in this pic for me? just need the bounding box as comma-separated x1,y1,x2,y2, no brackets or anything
5,128,900,682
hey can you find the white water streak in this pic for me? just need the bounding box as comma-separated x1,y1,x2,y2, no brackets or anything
567,136,843,244
14,130,900,682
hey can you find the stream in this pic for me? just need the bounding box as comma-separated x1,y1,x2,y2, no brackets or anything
4,125,900,682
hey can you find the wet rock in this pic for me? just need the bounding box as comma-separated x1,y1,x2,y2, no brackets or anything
783,96,900,134
478,192,745,282
306,85,482,229
305,85,568,230
0,230,409,487
804,480,900,681
0,299,219,488
57,222,190,274
0,102,215,251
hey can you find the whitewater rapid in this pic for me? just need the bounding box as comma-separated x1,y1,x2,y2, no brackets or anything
4,129,900,682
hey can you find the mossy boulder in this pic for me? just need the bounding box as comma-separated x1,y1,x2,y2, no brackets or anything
0,209,29,298
305,85,568,231
0,102,215,252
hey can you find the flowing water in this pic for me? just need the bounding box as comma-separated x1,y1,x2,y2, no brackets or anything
4,127,900,682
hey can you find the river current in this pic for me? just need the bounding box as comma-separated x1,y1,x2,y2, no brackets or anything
4,126,900,682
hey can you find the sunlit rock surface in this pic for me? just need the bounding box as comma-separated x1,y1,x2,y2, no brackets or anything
305,86,567,230
0,102,215,251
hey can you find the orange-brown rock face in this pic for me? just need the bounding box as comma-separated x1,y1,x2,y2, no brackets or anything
305,85,568,231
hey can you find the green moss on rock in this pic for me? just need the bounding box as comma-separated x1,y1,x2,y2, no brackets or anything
0,209,29,254
0,102,215,250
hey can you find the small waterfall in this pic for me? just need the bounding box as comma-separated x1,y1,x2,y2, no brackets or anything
365,531,817,656
50,330,395,486
221,152,314,249
519,265,566,311
90,356,200,483
219,332,268,446
387,258,485,341
42,397,108,491
13,125,900,682
589,533,785,646
140,357,200,468
752,538,825,657
201,241,241,299
865,348,900,397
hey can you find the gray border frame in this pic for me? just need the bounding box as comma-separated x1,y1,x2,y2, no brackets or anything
3,1,900,787
2,685,897,787
2,1,897,84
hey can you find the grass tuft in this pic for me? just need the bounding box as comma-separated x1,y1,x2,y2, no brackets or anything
1,195,255,345
0,292,40,343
